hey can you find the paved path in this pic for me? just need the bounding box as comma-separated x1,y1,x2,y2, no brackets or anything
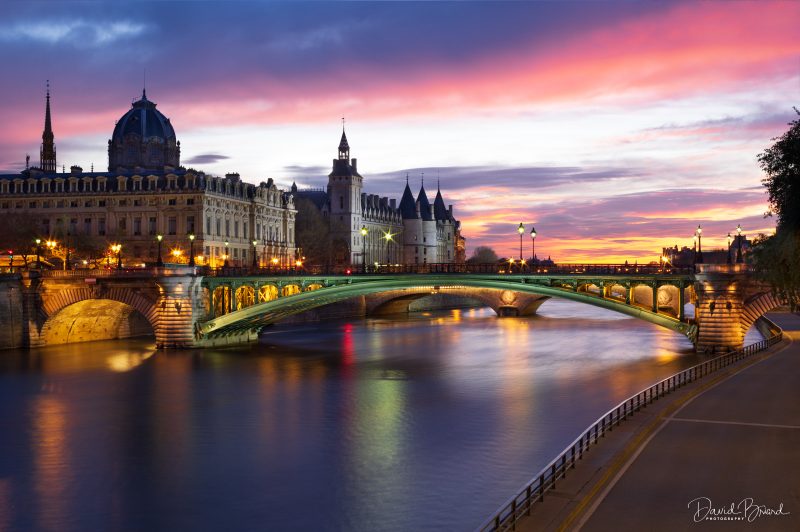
515,313,800,532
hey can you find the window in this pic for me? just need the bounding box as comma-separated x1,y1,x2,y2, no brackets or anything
234,221,239,238
85,200,92,208
1,202,8,209
168,198,177,206
42,219,50,234
98,200,106,207
118,218,126,234
242,249,247,259
42,201,50,209
70,218,78,234
70,201,78,208
225,220,230,237
119,199,127,207
98,218,106,236
168,217,177,235
339,196,344,209
149,217,157,235
83,218,91,234
187,216,195,234
233,248,239,258
256,224,261,239
216,218,221,236
133,218,142,236
243,222,248,239
187,198,195,205
133,199,142,207
29,201,36,208
205,246,210,256
206,217,211,235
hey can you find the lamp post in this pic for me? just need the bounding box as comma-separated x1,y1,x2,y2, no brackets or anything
727,232,732,264
156,235,164,267
736,224,744,263
188,234,196,266
65,233,71,271
530,226,536,269
383,231,393,269
252,240,258,270
360,226,367,273
111,244,122,270
224,241,229,267
695,225,703,264
35,238,41,268
517,223,524,266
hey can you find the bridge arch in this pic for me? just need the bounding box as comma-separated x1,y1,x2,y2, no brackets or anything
199,277,694,340
740,291,785,337
39,287,159,345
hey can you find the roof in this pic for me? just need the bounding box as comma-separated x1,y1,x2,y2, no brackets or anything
399,182,418,219
417,185,433,221
111,91,176,143
329,159,361,178
433,188,448,221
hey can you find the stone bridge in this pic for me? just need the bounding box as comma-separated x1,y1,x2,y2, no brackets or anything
0,264,783,352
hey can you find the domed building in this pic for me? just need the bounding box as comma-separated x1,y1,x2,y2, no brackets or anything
108,89,180,171
0,85,297,271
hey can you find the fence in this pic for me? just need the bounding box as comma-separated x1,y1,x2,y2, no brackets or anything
478,323,784,531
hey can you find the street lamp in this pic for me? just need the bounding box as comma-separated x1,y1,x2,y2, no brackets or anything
188,234,196,266
383,231,393,268
35,238,41,268
111,243,122,270
252,240,258,270
727,233,732,264
695,225,703,264
517,223,524,265
156,234,164,267
360,226,367,273
736,224,744,263
530,226,537,269
65,232,71,271
224,240,229,267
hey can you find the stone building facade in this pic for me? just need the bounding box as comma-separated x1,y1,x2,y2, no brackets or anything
0,87,296,268
296,130,464,266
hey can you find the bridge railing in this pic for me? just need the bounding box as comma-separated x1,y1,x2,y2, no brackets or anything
203,263,695,277
477,326,784,532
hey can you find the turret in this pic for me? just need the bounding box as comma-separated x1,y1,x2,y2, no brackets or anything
40,81,57,173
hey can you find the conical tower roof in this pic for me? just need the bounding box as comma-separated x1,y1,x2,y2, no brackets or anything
399,175,418,219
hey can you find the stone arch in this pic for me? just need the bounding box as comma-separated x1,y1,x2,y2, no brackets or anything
740,291,785,337
605,283,628,301
40,299,155,345
305,283,323,292
42,286,159,329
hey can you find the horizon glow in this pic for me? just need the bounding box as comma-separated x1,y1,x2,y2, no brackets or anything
0,1,795,262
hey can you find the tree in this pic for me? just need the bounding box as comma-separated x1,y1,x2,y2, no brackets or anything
467,245,498,264
758,108,800,230
0,213,41,266
294,197,335,267
752,109,800,310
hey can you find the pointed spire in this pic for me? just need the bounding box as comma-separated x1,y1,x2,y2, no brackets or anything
40,80,57,173
142,68,147,100
338,120,350,160
406,172,409,184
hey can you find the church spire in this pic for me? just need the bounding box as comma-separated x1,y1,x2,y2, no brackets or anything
40,80,57,173
338,119,350,160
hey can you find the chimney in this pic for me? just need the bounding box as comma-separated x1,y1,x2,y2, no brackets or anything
70,165,82,175
448,205,453,216
390,199,396,209
352,158,357,172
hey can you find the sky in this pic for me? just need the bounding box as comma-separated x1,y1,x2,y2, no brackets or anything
0,0,797,262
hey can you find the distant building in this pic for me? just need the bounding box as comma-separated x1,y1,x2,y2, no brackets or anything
0,86,296,268
663,234,751,266
295,129,465,266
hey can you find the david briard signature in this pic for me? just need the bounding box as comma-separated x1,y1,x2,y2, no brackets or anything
688,497,790,523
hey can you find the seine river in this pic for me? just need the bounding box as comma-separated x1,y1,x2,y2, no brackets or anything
1,299,745,531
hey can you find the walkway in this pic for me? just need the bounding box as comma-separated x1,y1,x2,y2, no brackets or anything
516,313,800,532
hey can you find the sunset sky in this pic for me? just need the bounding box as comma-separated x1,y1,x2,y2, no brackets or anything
1,1,797,262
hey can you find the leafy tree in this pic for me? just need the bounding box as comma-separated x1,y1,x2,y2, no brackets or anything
0,213,40,266
752,109,800,310
758,108,800,230
467,245,499,264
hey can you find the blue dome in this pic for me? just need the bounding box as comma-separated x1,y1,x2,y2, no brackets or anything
108,89,180,171
112,91,175,143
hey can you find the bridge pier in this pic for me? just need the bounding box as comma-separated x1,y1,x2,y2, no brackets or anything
694,265,748,353
154,274,205,349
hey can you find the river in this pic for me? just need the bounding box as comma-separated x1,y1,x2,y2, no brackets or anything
1,299,741,531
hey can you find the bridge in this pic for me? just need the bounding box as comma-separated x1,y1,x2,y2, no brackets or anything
0,264,782,352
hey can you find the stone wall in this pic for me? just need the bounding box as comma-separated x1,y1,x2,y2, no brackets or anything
0,275,25,349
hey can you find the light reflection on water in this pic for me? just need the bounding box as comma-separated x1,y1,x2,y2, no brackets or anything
0,299,717,531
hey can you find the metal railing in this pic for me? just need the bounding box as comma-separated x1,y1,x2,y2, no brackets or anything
478,325,784,532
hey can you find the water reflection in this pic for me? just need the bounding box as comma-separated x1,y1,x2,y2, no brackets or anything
0,299,712,531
